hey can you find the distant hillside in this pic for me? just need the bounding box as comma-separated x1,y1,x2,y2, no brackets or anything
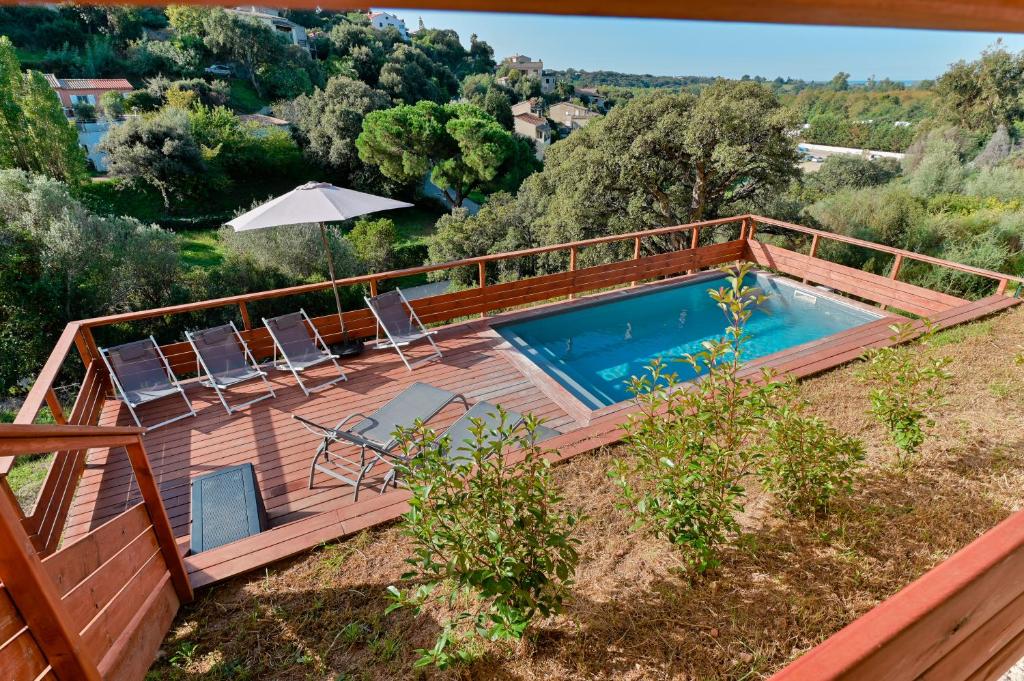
546,69,719,89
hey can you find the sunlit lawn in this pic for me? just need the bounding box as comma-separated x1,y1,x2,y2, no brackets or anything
178,229,226,269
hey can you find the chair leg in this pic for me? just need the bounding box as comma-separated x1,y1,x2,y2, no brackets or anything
308,440,326,489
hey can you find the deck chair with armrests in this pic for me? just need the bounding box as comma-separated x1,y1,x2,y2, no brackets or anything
263,309,346,396
379,402,562,491
293,382,466,501
100,336,196,431
364,288,442,371
186,321,276,415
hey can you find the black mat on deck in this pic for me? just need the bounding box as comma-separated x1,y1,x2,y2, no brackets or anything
190,463,267,554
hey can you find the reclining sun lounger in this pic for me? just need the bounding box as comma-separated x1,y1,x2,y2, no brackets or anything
263,309,346,396
380,401,562,489
294,382,465,501
365,288,442,371
186,322,276,415
100,336,196,431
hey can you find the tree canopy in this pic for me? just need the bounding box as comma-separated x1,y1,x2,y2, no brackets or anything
357,101,539,207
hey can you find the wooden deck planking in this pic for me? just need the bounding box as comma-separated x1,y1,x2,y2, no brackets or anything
61,272,1021,588
64,321,577,547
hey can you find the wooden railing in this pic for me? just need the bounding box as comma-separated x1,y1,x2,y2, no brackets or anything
0,425,191,681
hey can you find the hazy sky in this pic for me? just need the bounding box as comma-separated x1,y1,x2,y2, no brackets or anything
383,9,1024,81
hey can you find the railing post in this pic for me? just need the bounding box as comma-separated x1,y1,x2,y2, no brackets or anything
568,246,578,300
747,218,757,240
739,218,748,240
632,236,642,287
688,226,701,274
803,234,820,284
0,468,103,681
997,278,1008,295
44,388,67,425
237,302,252,330
478,261,487,318
73,326,92,367
889,254,904,280
369,278,378,298
124,437,194,603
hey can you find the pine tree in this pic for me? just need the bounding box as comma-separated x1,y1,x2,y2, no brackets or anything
0,37,87,184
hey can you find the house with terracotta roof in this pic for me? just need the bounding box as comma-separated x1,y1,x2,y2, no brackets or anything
513,112,551,159
511,97,544,117
44,75,133,115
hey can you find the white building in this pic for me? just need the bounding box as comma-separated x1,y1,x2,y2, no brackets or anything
367,11,409,40
229,7,310,53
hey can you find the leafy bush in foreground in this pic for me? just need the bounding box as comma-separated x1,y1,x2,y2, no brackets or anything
611,264,782,573
387,410,580,669
856,322,952,468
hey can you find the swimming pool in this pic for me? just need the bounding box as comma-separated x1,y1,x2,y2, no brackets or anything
495,272,882,409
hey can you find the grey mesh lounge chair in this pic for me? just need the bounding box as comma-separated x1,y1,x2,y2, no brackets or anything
380,402,562,490
263,309,346,396
186,322,276,415
365,288,442,371
100,337,196,431
294,382,466,501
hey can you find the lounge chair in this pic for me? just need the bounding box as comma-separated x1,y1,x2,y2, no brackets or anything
365,288,442,371
100,336,196,431
294,382,466,501
380,402,562,490
263,309,346,396
186,322,276,415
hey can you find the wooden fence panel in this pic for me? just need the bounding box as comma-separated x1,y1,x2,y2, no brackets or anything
746,240,965,316
0,585,51,680
23,363,108,555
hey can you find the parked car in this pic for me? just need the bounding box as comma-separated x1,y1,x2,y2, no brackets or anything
204,64,233,77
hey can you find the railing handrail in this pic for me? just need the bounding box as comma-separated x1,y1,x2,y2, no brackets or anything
74,215,741,328
750,214,1024,284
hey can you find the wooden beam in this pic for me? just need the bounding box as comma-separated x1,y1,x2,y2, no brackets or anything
632,236,642,286
568,246,578,300
123,439,194,604
44,390,66,426
0,471,102,681
92,0,1024,33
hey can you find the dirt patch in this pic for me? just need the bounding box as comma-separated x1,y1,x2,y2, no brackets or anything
148,307,1024,681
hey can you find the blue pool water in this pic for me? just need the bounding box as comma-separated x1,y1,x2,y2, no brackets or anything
495,272,881,409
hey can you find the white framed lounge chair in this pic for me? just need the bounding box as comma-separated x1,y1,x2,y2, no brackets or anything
186,321,276,415
365,287,442,371
100,336,196,431
294,382,465,501
263,309,346,396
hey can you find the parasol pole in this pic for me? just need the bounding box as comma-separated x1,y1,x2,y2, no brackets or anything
318,222,350,344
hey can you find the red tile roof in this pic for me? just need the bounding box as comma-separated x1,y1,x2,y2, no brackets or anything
44,75,133,90
515,112,547,126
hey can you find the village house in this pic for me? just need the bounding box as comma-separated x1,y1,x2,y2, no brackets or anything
229,6,311,53
574,86,608,110
367,10,409,39
513,112,551,159
511,97,544,117
501,54,556,93
549,101,599,132
43,74,133,115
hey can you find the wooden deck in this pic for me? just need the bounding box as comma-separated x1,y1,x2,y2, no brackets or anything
60,273,1021,589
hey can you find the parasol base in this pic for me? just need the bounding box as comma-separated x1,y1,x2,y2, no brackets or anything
331,339,366,357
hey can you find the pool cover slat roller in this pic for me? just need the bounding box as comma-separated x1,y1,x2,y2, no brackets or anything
190,463,268,554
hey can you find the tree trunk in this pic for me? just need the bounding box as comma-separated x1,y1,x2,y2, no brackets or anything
690,162,708,223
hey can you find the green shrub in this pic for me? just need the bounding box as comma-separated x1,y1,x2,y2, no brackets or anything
760,382,864,514
856,323,952,468
386,410,580,669
611,264,782,573
347,217,397,273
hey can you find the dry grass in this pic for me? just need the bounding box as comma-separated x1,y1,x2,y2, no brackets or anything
147,307,1024,681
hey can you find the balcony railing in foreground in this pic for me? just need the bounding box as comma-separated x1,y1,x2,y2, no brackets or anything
0,214,1022,681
